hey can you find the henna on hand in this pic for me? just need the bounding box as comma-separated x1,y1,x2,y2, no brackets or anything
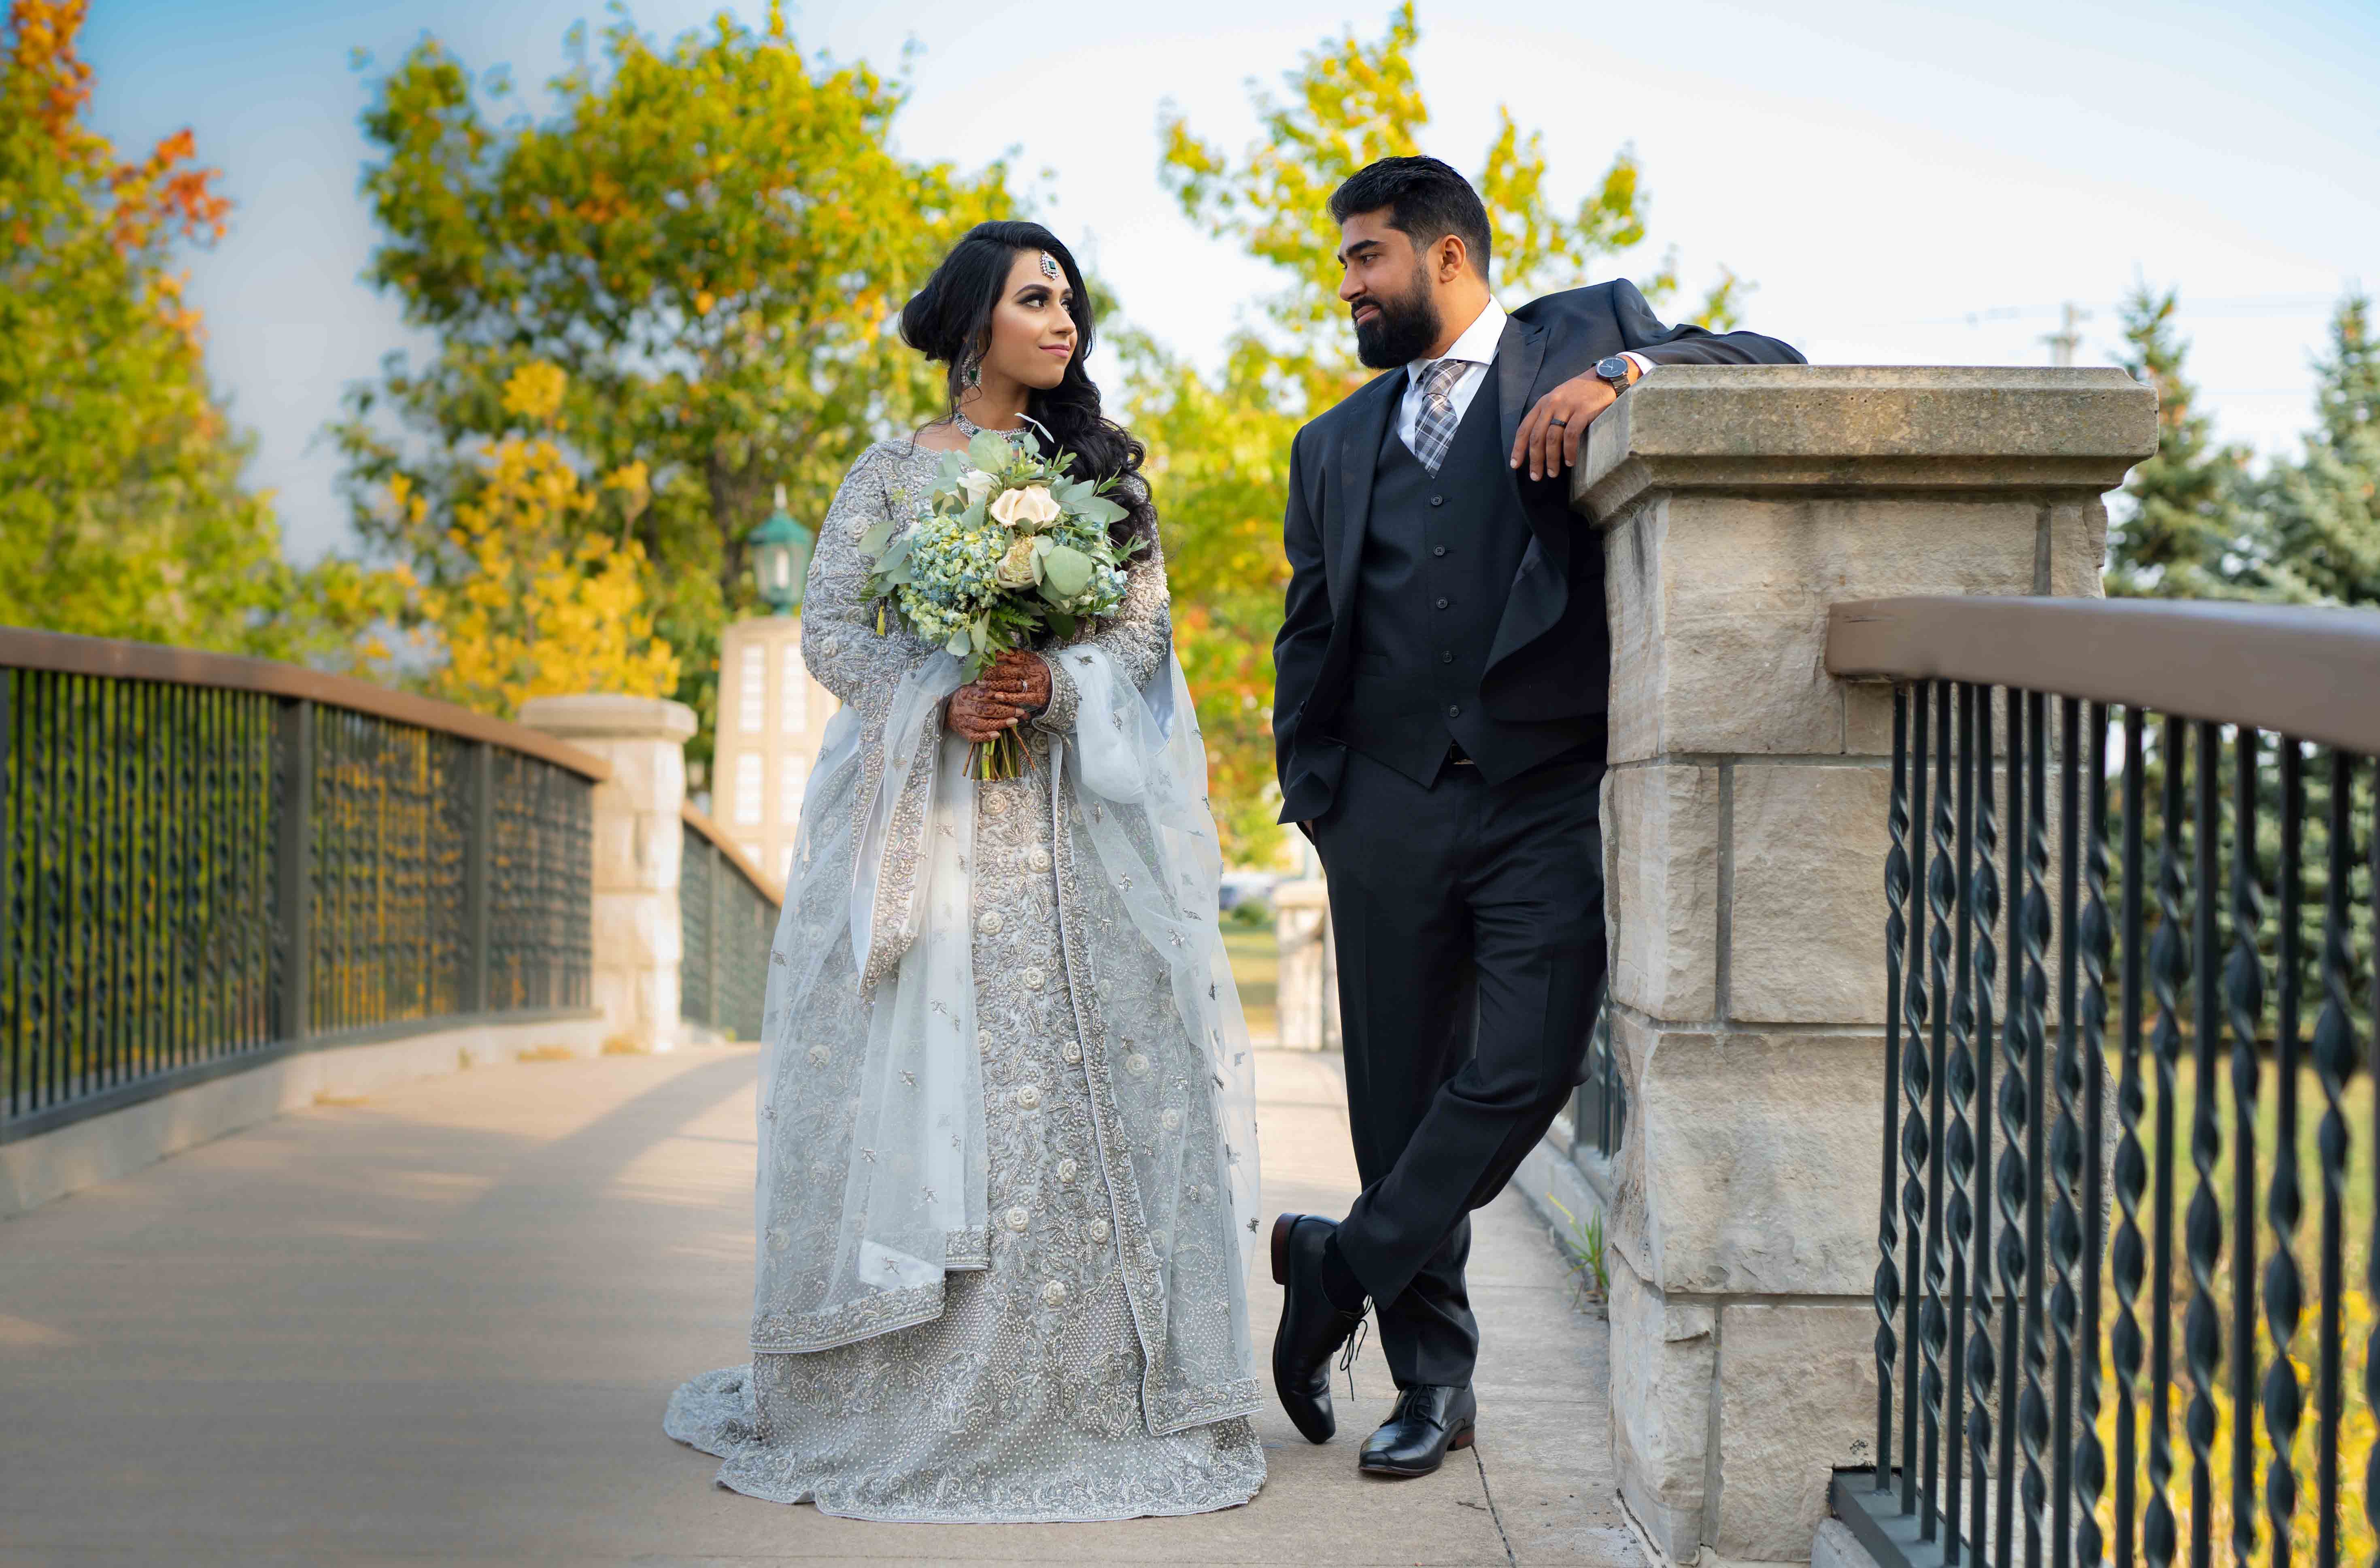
947,682,1028,742
981,648,1052,711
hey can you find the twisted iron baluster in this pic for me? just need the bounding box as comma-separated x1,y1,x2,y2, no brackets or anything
1968,688,2002,1565
1880,688,1911,1492
1925,681,1959,1536
2264,740,2306,1568
2072,704,2112,1568
2310,753,2353,1568
1904,689,1936,1511
2016,692,2054,1568
2048,698,2086,1568
2225,732,2265,1564
2143,717,2189,1568
2363,771,2377,1552
1995,689,2032,1568
1944,684,1980,1563
2185,721,2221,1568
2110,708,2149,1568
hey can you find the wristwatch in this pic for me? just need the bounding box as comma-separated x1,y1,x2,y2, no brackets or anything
1593,355,1636,394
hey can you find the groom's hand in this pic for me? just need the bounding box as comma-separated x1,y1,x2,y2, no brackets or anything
1509,366,1634,482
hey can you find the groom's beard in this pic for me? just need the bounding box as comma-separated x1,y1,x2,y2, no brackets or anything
1351,265,1442,369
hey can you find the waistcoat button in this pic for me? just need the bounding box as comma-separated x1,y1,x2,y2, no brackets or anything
1430,495,1445,507
1440,651,1454,664
1434,597,1449,609
1433,545,1447,557
1447,704,1462,718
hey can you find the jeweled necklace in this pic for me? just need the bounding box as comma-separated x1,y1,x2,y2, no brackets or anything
954,407,1057,449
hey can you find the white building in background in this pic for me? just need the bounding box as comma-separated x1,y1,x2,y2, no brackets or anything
711,616,837,885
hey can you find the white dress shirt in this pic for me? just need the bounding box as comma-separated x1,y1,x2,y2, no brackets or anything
1396,296,1651,460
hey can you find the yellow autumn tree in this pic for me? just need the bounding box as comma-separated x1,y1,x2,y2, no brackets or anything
395,363,679,717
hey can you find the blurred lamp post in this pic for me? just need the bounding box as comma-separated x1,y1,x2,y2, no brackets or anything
750,485,813,615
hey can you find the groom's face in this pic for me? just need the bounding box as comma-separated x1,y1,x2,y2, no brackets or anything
1337,211,1441,370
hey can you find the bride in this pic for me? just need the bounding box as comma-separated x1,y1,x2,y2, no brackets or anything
665,221,1268,1522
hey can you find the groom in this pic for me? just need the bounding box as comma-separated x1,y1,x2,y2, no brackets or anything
1269,156,1802,1477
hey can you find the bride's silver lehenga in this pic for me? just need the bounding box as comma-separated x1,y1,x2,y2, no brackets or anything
665,436,1266,1523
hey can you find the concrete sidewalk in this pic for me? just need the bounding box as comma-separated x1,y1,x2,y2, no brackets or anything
0,1046,1632,1566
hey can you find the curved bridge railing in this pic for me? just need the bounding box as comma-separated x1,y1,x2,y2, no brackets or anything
0,630,606,1142
1824,596,2380,1568
678,804,780,1044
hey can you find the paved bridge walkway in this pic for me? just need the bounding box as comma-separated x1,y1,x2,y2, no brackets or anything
0,1045,1630,1567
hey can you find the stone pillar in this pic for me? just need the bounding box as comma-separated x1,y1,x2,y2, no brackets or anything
1272,878,1340,1051
519,694,700,1055
713,615,839,886
1571,367,2156,1565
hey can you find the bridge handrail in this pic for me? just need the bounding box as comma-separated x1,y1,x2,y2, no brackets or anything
679,801,784,906
0,627,612,782
1826,595,2380,755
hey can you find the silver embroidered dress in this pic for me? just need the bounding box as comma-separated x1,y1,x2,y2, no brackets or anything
665,436,1267,1523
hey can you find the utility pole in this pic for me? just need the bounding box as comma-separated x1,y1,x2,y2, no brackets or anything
2042,301,2089,367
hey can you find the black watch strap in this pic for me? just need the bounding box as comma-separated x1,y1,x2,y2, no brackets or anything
1594,354,1635,391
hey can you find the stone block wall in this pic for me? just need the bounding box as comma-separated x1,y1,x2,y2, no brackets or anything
1573,367,2156,1565
520,694,700,1054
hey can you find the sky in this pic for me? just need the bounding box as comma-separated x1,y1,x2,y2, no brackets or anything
77,0,2380,562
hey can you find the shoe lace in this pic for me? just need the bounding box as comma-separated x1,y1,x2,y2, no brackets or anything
1336,1313,1369,1401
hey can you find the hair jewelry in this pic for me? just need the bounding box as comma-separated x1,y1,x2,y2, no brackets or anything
1038,252,1060,281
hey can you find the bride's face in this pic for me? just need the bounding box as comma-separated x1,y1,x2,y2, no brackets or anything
981,249,1078,392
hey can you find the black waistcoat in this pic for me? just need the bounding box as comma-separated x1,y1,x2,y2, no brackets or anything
1332,369,1602,787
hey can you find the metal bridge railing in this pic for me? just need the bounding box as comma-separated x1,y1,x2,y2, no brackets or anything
678,805,780,1043
1824,597,2380,1568
0,629,605,1143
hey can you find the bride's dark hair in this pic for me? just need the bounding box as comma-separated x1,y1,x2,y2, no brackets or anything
899,221,1145,488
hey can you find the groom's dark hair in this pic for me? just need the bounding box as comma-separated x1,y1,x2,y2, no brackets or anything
1329,157,1492,281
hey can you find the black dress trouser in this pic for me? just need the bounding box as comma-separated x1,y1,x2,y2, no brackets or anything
1312,743,1607,1389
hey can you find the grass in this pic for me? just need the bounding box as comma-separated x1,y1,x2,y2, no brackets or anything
1222,926,1277,1044
1545,1190,1608,1306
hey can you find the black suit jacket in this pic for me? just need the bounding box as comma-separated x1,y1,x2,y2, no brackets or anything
1272,278,1804,825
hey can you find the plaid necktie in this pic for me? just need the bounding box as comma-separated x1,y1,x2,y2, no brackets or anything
1410,357,1468,473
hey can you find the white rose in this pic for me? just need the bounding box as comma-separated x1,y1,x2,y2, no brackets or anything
989,484,1060,528
994,535,1040,589
958,468,997,506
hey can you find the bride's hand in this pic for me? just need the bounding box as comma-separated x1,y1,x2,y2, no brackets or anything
947,653,1049,742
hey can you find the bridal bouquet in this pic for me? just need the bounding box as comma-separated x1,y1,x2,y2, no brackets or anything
857,428,1143,780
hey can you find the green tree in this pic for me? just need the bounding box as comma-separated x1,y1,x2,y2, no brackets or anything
2105,281,2265,600
1133,2,1745,861
0,0,378,659
336,4,1014,757
2256,289,2380,606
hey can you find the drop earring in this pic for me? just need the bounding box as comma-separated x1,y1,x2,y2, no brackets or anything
963,357,982,390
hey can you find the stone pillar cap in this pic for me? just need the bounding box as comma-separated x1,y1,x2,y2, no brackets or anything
1573,364,2159,523
518,693,699,743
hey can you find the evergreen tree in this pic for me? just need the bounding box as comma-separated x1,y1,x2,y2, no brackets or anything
2106,281,2263,599
2257,289,2380,606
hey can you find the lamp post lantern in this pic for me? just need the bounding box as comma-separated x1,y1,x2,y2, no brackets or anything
750,485,813,616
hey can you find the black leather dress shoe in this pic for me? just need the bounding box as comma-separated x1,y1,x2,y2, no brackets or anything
1358,1383,1477,1477
1270,1212,1367,1445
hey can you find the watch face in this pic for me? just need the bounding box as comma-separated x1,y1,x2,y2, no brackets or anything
1595,356,1632,382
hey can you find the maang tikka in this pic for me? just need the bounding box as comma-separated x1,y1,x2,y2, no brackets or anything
1038,252,1060,281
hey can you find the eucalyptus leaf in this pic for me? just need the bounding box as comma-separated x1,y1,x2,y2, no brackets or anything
1047,611,1078,639
855,519,894,557
946,625,972,657
968,430,1012,472
1041,545,1094,597
1079,496,1129,525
